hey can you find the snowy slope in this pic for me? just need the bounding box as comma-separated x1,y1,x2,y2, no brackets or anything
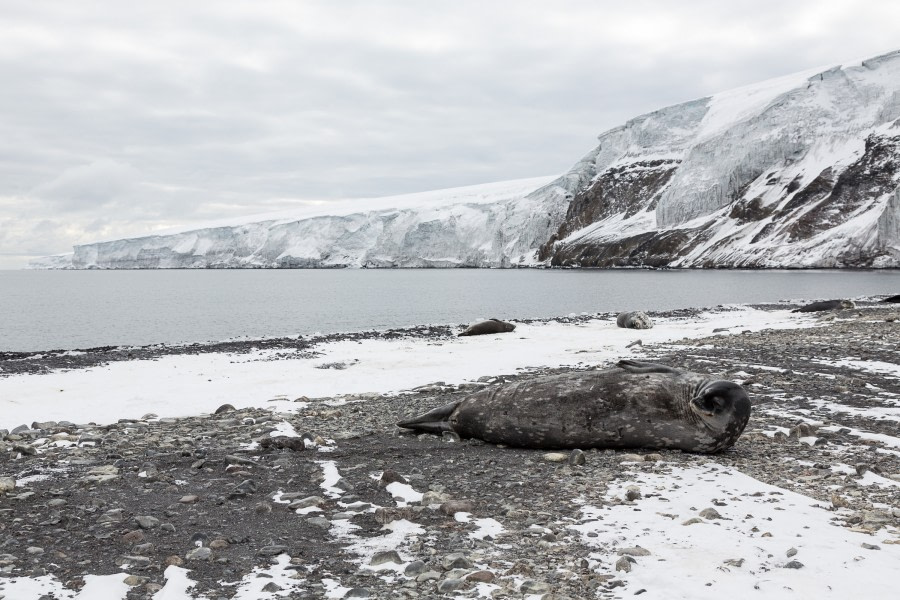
31,50,900,269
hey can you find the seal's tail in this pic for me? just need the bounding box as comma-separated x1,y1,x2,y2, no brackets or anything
397,401,461,435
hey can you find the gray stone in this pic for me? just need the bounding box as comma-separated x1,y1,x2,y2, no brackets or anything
437,579,466,593
228,479,258,498
185,547,212,561
345,588,371,598
307,517,331,529
440,500,475,515
123,575,149,586
404,560,428,576
257,545,288,557
370,550,403,566
520,580,552,594
0,477,14,495
12,443,36,456
441,553,474,570
287,496,325,510
783,560,804,569
135,515,160,530
568,449,586,466
542,452,568,463
615,556,633,572
617,547,650,557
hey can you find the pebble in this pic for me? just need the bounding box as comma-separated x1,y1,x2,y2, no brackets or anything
185,547,212,561
440,500,475,515
615,556,633,572
370,550,403,566
617,547,650,557
568,449,586,466
257,545,288,557
288,496,326,510
0,477,15,495
124,575,149,586
698,508,723,520
135,516,160,529
307,517,331,529
543,452,569,463
437,579,466,593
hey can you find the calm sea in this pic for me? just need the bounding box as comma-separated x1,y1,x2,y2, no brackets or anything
1,269,898,352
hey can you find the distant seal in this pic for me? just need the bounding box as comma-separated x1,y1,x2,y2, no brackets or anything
880,294,900,303
398,360,750,453
458,319,516,336
616,311,653,329
792,299,855,313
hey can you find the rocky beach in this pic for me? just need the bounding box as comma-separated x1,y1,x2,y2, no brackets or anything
1,302,899,599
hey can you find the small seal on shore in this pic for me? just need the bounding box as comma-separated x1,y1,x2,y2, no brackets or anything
398,360,750,453
616,311,653,329
458,319,516,336
792,299,855,313
880,294,900,303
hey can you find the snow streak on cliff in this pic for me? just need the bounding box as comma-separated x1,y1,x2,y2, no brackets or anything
33,50,900,269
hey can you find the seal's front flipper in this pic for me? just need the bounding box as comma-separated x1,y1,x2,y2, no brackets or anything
616,359,679,375
397,401,461,435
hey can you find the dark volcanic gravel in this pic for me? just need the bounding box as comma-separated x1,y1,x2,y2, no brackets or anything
1,303,899,599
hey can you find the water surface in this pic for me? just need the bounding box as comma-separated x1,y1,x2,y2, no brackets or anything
1,269,897,352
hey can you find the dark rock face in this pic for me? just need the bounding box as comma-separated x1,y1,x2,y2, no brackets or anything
538,160,678,262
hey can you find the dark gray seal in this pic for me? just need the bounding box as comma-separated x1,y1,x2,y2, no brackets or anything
398,360,750,453
458,319,516,336
792,299,855,313
880,294,900,303
616,311,653,329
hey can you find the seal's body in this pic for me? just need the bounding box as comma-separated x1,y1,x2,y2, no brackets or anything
616,311,653,329
458,319,516,336
880,294,900,303
398,360,751,453
792,299,855,313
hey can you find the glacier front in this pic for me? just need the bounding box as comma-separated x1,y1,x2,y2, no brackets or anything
32,50,900,269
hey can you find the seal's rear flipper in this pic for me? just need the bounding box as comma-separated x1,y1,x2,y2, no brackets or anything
397,401,461,435
616,359,679,375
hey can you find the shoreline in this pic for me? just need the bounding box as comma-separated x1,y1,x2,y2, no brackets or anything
1,303,899,599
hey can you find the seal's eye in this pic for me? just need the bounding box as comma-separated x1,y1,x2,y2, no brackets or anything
701,395,727,413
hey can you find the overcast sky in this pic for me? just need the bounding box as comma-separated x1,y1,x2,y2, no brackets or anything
1,0,899,268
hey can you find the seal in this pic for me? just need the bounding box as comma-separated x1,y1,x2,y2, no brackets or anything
398,360,751,453
792,299,855,313
458,319,516,336
616,311,653,329
880,294,900,303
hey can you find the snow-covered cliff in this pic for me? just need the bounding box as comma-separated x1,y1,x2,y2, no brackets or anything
32,49,900,269
541,50,900,268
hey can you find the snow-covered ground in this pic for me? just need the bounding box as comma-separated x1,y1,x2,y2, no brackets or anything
0,306,811,431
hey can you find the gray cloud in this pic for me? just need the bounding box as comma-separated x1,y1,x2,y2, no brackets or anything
2,0,900,268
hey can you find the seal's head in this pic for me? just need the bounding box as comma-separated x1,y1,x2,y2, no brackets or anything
689,381,751,439
490,318,516,332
